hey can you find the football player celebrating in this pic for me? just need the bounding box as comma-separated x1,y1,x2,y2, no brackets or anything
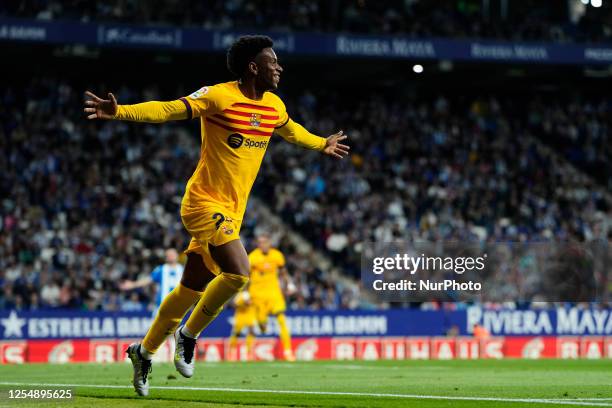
84,35,349,396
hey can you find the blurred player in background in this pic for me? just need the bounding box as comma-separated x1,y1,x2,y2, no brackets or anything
249,234,297,361
120,249,184,315
84,35,349,396
227,290,257,361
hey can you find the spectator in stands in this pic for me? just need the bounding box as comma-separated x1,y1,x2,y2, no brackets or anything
0,78,610,311
1,0,609,43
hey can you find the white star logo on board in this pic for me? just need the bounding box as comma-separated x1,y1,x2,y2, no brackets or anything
1,311,26,338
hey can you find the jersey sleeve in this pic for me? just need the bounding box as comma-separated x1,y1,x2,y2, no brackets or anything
151,266,162,284
114,100,189,122
181,85,222,119
273,96,326,151
274,98,290,129
275,118,327,151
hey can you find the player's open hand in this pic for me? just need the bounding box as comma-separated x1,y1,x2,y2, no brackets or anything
84,91,118,119
323,130,350,159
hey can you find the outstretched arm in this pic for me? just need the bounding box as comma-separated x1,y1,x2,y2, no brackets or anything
119,276,154,291
275,118,350,159
84,91,189,123
278,266,297,296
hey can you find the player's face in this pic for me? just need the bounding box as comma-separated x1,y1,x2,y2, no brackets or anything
166,249,178,264
255,48,283,90
257,236,271,253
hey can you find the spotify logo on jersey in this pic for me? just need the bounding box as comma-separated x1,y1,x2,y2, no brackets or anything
227,133,244,148
227,133,269,149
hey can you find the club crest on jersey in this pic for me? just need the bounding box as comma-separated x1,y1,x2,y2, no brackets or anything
189,86,209,99
221,225,234,235
250,113,261,127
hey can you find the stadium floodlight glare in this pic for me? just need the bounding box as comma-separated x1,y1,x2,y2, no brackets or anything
413,64,424,73
580,0,589,4
591,0,602,7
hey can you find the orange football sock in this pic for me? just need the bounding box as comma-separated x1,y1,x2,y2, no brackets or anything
185,272,248,337
246,332,255,359
277,313,293,357
141,283,202,354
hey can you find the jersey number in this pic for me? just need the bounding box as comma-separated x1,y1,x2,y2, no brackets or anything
212,212,225,230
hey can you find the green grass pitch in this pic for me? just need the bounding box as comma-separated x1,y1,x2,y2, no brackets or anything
0,359,611,407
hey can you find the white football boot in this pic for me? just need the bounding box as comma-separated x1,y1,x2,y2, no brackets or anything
126,343,152,396
174,326,196,378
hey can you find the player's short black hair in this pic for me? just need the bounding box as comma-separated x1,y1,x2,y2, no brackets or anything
226,35,274,78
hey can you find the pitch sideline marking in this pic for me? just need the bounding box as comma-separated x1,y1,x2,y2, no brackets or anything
564,400,612,402
0,382,611,407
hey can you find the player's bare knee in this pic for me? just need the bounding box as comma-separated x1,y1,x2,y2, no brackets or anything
233,259,250,277
210,242,250,277
180,276,203,292
226,253,250,277
224,267,249,278
181,253,215,291
216,256,249,277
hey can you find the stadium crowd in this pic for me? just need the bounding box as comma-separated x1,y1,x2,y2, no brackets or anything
261,91,612,279
2,0,610,43
0,79,610,311
527,98,611,191
0,79,359,312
